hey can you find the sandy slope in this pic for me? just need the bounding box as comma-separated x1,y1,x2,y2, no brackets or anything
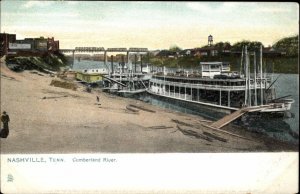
0,58,297,153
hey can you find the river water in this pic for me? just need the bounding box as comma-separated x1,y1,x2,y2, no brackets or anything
239,73,299,144
72,60,299,145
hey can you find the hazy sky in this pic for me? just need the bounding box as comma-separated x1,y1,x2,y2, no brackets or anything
1,1,299,50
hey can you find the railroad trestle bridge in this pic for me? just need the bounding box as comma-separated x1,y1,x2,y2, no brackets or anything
60,47,149,71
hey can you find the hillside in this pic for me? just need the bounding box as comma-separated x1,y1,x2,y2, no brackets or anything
273,35,298,57
146,35,298,74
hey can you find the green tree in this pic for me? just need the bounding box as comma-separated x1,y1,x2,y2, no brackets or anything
169,45,182,52
142,53,151,64
231,41,264,52
272,35,298,57
214,42,231,53
149,58,164,66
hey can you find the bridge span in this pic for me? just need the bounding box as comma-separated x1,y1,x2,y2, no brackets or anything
60,47,149,71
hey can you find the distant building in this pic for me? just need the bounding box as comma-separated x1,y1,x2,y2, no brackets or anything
194,36,232,57
193,47,218,57
178,49,191,57
8,42,32,52
47,37,59,52
1,33,61,56
34,37,48,51
15,39,34,50
191,48,203,57
157,50,177,58
0,33,16,56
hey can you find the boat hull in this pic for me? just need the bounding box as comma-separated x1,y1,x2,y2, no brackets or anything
117,89,147,97
147,90,294,117
147,90,234,115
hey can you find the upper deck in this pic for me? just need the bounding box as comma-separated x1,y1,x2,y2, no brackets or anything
150,74,270,91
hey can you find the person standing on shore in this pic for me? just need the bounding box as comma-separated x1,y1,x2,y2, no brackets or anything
96,95,101,106
1,111,10,138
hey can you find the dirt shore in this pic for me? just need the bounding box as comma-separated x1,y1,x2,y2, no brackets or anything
0,59,298,153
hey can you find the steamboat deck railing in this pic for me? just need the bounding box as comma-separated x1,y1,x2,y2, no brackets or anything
150,79,267,91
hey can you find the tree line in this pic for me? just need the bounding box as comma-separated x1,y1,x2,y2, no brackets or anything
167,35,298,57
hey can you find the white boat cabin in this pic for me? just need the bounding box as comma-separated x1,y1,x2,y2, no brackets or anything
200,62,230,78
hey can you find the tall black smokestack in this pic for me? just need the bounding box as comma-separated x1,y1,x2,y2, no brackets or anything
134,54,137,73
110,55,114,74
140,55,143,73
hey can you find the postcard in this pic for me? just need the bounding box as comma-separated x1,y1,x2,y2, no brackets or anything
0,1,298,193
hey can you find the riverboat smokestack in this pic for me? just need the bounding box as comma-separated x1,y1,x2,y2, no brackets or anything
111,55,114,74
121,55,125,73
134,54,137,73
140,55,143,73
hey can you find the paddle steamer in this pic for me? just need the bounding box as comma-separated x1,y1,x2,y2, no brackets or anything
148,46,294,115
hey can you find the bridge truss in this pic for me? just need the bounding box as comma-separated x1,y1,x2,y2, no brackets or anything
60,47,149,72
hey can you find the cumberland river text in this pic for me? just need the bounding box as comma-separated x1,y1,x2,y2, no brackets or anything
7,157,117,163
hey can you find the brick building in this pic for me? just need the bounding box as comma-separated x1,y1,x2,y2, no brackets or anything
0,33,16,56
47,37,59,52
33,37,48,51
1,33,60,56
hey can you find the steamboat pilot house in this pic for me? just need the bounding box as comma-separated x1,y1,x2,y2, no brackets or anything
200,62,231,78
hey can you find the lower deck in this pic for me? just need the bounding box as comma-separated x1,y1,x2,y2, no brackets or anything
149,81,270,109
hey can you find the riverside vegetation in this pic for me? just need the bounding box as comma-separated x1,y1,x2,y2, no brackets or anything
145,35,299,74
5,51,68,73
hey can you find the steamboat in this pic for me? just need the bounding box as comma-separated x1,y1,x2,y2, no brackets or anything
102,62,151,97
148,46,294,116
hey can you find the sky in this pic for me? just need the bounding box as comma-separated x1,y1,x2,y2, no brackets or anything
1,1,299,50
